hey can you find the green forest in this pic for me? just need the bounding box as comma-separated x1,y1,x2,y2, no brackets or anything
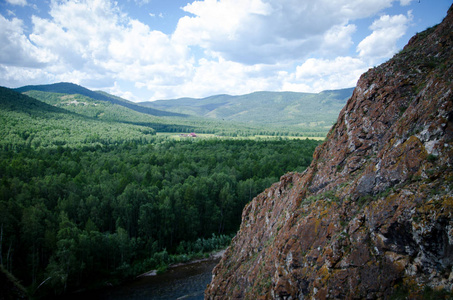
0,86,322,298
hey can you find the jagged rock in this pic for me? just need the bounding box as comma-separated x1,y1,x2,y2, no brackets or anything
206,4,453,299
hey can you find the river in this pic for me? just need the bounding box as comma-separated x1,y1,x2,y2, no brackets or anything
63,255,221,300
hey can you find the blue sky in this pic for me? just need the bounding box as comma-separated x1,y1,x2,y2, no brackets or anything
0,0,451,101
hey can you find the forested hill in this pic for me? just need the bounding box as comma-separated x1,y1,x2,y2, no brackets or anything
15,82,185,117
139,88,354,127
0,86,156,149
0,85,68,115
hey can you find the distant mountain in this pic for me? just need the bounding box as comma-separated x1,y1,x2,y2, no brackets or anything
13,82,354,135
139,88,354,129
15,82,185,117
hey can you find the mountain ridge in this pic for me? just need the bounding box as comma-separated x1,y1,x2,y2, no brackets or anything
139,88,354,128
206,4,453,299
15,82,185,117
14,82,354,135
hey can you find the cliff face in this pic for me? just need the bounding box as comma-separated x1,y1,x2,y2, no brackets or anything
206,5,453,299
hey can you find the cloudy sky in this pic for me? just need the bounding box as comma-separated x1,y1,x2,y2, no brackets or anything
0,0,451,101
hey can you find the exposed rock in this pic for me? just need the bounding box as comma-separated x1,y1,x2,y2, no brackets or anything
206,5,453,299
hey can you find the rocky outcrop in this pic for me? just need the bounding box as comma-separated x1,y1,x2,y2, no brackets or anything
206,5,453,299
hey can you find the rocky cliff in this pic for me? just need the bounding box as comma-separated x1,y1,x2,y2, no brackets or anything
206,5,453,299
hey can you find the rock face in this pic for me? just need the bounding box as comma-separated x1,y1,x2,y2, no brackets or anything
206,5,453,299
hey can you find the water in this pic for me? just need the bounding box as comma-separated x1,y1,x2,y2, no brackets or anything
65,257,220,300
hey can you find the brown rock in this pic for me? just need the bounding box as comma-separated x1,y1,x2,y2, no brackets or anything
206,4,453,299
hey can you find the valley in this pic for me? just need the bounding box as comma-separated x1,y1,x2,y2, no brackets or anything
0,84,334,298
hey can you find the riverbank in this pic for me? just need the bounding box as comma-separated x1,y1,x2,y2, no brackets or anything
61,249,225,299
138,249,226,277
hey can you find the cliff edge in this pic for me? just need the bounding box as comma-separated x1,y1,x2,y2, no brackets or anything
206,5,453,299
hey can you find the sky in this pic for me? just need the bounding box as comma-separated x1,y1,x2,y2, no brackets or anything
0,0,451,102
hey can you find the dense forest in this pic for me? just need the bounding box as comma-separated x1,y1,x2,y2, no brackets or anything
0,138,319,297
0,86,321,298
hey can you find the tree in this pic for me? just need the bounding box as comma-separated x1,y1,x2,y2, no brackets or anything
21,203,47,286
46,212,80,294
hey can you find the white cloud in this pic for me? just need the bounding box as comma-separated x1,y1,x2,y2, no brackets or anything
0,0,421,100
285,57,368,92
0,65,52,87
180,58,272,97
173,0,272,52
6,0,27,6
357,12,412,60
29,0,123,71
0,15,55,68
322,23,357,56
149,12,163,18
132,58,293,100
23,0,191,93
172,0,400,65
108,81,136,100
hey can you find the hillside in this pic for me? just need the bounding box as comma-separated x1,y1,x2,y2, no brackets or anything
0,85,68,115
0,86,155,149
206,4,453,299
15,82,185,117
21,89,167,125
140,88,353,129
17,89,286,137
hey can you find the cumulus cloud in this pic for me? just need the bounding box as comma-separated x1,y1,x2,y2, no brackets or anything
357,12,412,60
21,0,191,93
0,0,417,100
172,0,274,63
0,15,55,68
0,65,52,88
173,0,400,64
179,58,274,97
29,0,124,69
321,23,357,56
132,58,265,100
284,56,368,92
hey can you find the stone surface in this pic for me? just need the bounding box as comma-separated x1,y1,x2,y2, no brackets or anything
206,5,453,299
